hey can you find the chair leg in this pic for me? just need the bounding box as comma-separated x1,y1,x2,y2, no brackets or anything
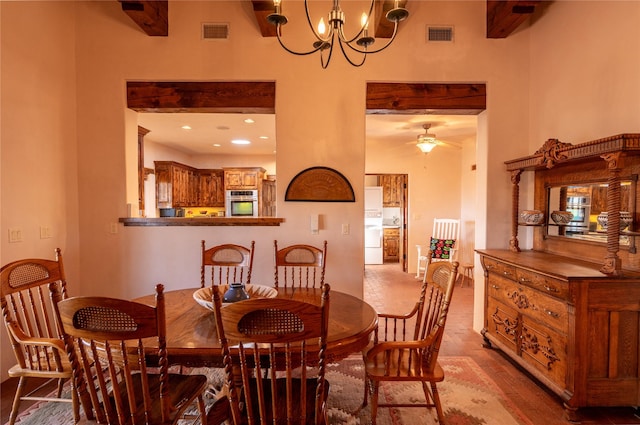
362,375,369,407
429,381,445,424
370,381,380,425
9,377,27,425
197,394,207,424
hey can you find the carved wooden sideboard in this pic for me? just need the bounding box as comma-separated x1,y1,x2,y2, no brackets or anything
479,133,640,421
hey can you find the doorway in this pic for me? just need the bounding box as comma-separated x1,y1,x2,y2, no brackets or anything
365,174,408,272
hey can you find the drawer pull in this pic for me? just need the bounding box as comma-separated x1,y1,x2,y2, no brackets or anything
491,284,500,289
543,285,559,293
503,270,512,276
545,309,560,318
519,277,530,283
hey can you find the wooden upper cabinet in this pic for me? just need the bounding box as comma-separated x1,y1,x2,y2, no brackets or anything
155,161,224,208
224,167,266,190
198,169,225,207
380,175,403,207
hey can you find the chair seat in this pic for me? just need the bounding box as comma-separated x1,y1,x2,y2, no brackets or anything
110,373,208,424
365,351,444,383
241,378,330,425
8,350,73,379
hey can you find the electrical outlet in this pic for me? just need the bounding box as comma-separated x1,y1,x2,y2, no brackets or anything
8,227,23,243
109,223,118,234
342,223,350,235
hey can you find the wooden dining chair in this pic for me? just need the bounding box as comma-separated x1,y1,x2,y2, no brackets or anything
201,240,255,287
0,248,80,425
363,260,459,425
51,283,208,425
274,240,327,289
212,283,331,425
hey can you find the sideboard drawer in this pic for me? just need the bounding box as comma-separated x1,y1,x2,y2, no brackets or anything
483,257,517,281
515,268,569,300
505,283,568,333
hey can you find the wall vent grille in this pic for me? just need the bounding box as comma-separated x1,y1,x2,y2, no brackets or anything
202,23,229,40
427,26,454,42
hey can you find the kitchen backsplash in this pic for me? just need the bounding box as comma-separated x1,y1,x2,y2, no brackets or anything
382,207,401,225
184,207,225,218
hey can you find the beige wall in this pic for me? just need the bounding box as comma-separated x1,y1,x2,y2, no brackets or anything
2,1,639,381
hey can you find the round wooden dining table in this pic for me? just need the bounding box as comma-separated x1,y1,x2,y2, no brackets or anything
134,286,378,367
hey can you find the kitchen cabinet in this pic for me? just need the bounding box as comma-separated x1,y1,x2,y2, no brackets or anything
383,227,400,262
380,175,403,207
155,161,224,208
155,161,199,208
223,167,266,190
482,133,640,421
262,179,276,217
198,169,224,207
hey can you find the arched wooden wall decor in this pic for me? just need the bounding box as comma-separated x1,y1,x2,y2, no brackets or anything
285,167,355,202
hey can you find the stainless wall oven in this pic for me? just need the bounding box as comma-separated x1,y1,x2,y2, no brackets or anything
225,190,259,217
566,195,591,233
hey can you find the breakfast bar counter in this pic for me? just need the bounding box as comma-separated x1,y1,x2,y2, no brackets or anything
119,217,285,226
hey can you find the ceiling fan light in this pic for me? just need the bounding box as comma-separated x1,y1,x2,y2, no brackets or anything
416,134,437,153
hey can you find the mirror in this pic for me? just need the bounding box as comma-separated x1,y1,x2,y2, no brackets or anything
546,179,636,245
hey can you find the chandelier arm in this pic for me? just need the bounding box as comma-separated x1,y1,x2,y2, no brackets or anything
343,22,400,55
337,37,367,67
275,25,325,56
319,36,336,69
338,0,375,44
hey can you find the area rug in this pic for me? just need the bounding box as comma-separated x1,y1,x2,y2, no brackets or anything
8,356,533,425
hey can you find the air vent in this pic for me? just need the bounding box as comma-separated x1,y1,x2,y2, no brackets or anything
427,26,454,42
202,23,229,40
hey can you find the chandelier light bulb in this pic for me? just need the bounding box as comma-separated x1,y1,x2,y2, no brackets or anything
318,17,326,36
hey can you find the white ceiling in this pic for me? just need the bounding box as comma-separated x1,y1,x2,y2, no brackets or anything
137,112,478,156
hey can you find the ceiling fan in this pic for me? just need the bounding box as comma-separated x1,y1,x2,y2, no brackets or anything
414,123,461,153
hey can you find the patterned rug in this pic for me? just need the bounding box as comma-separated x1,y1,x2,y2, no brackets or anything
9,356,533,425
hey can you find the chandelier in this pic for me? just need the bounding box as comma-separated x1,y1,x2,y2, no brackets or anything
416,124,438,153
266,0,409,69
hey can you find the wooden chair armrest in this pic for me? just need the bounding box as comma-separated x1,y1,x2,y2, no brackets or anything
365,336,436,360
7,322,66,352
377,302,420,321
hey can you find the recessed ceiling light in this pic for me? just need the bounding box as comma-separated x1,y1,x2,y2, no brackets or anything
181,125,192,130
212,143,221,147
231,139,251,145
259,136,269,140
243,118,255,124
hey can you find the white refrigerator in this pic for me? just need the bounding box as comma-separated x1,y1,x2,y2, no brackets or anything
364,187,384,264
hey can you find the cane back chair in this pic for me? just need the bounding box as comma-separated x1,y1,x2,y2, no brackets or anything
363,260,459,424
274,240,327,289
201,240,255,287
51,283,208,424
0,248,79,424
212,283,331,425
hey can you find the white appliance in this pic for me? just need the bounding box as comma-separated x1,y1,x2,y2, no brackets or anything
364,187,384,264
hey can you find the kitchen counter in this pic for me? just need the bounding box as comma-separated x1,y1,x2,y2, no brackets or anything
119,217,284,226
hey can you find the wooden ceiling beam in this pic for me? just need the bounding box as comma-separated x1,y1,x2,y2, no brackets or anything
119,0,168,36
251,1,277,37
486,0,542,39
126,81,276,113
366,83,486,115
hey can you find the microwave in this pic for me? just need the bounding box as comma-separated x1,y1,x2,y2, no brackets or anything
225,190,259,217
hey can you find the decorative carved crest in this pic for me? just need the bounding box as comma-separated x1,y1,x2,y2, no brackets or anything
535,138,573,169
